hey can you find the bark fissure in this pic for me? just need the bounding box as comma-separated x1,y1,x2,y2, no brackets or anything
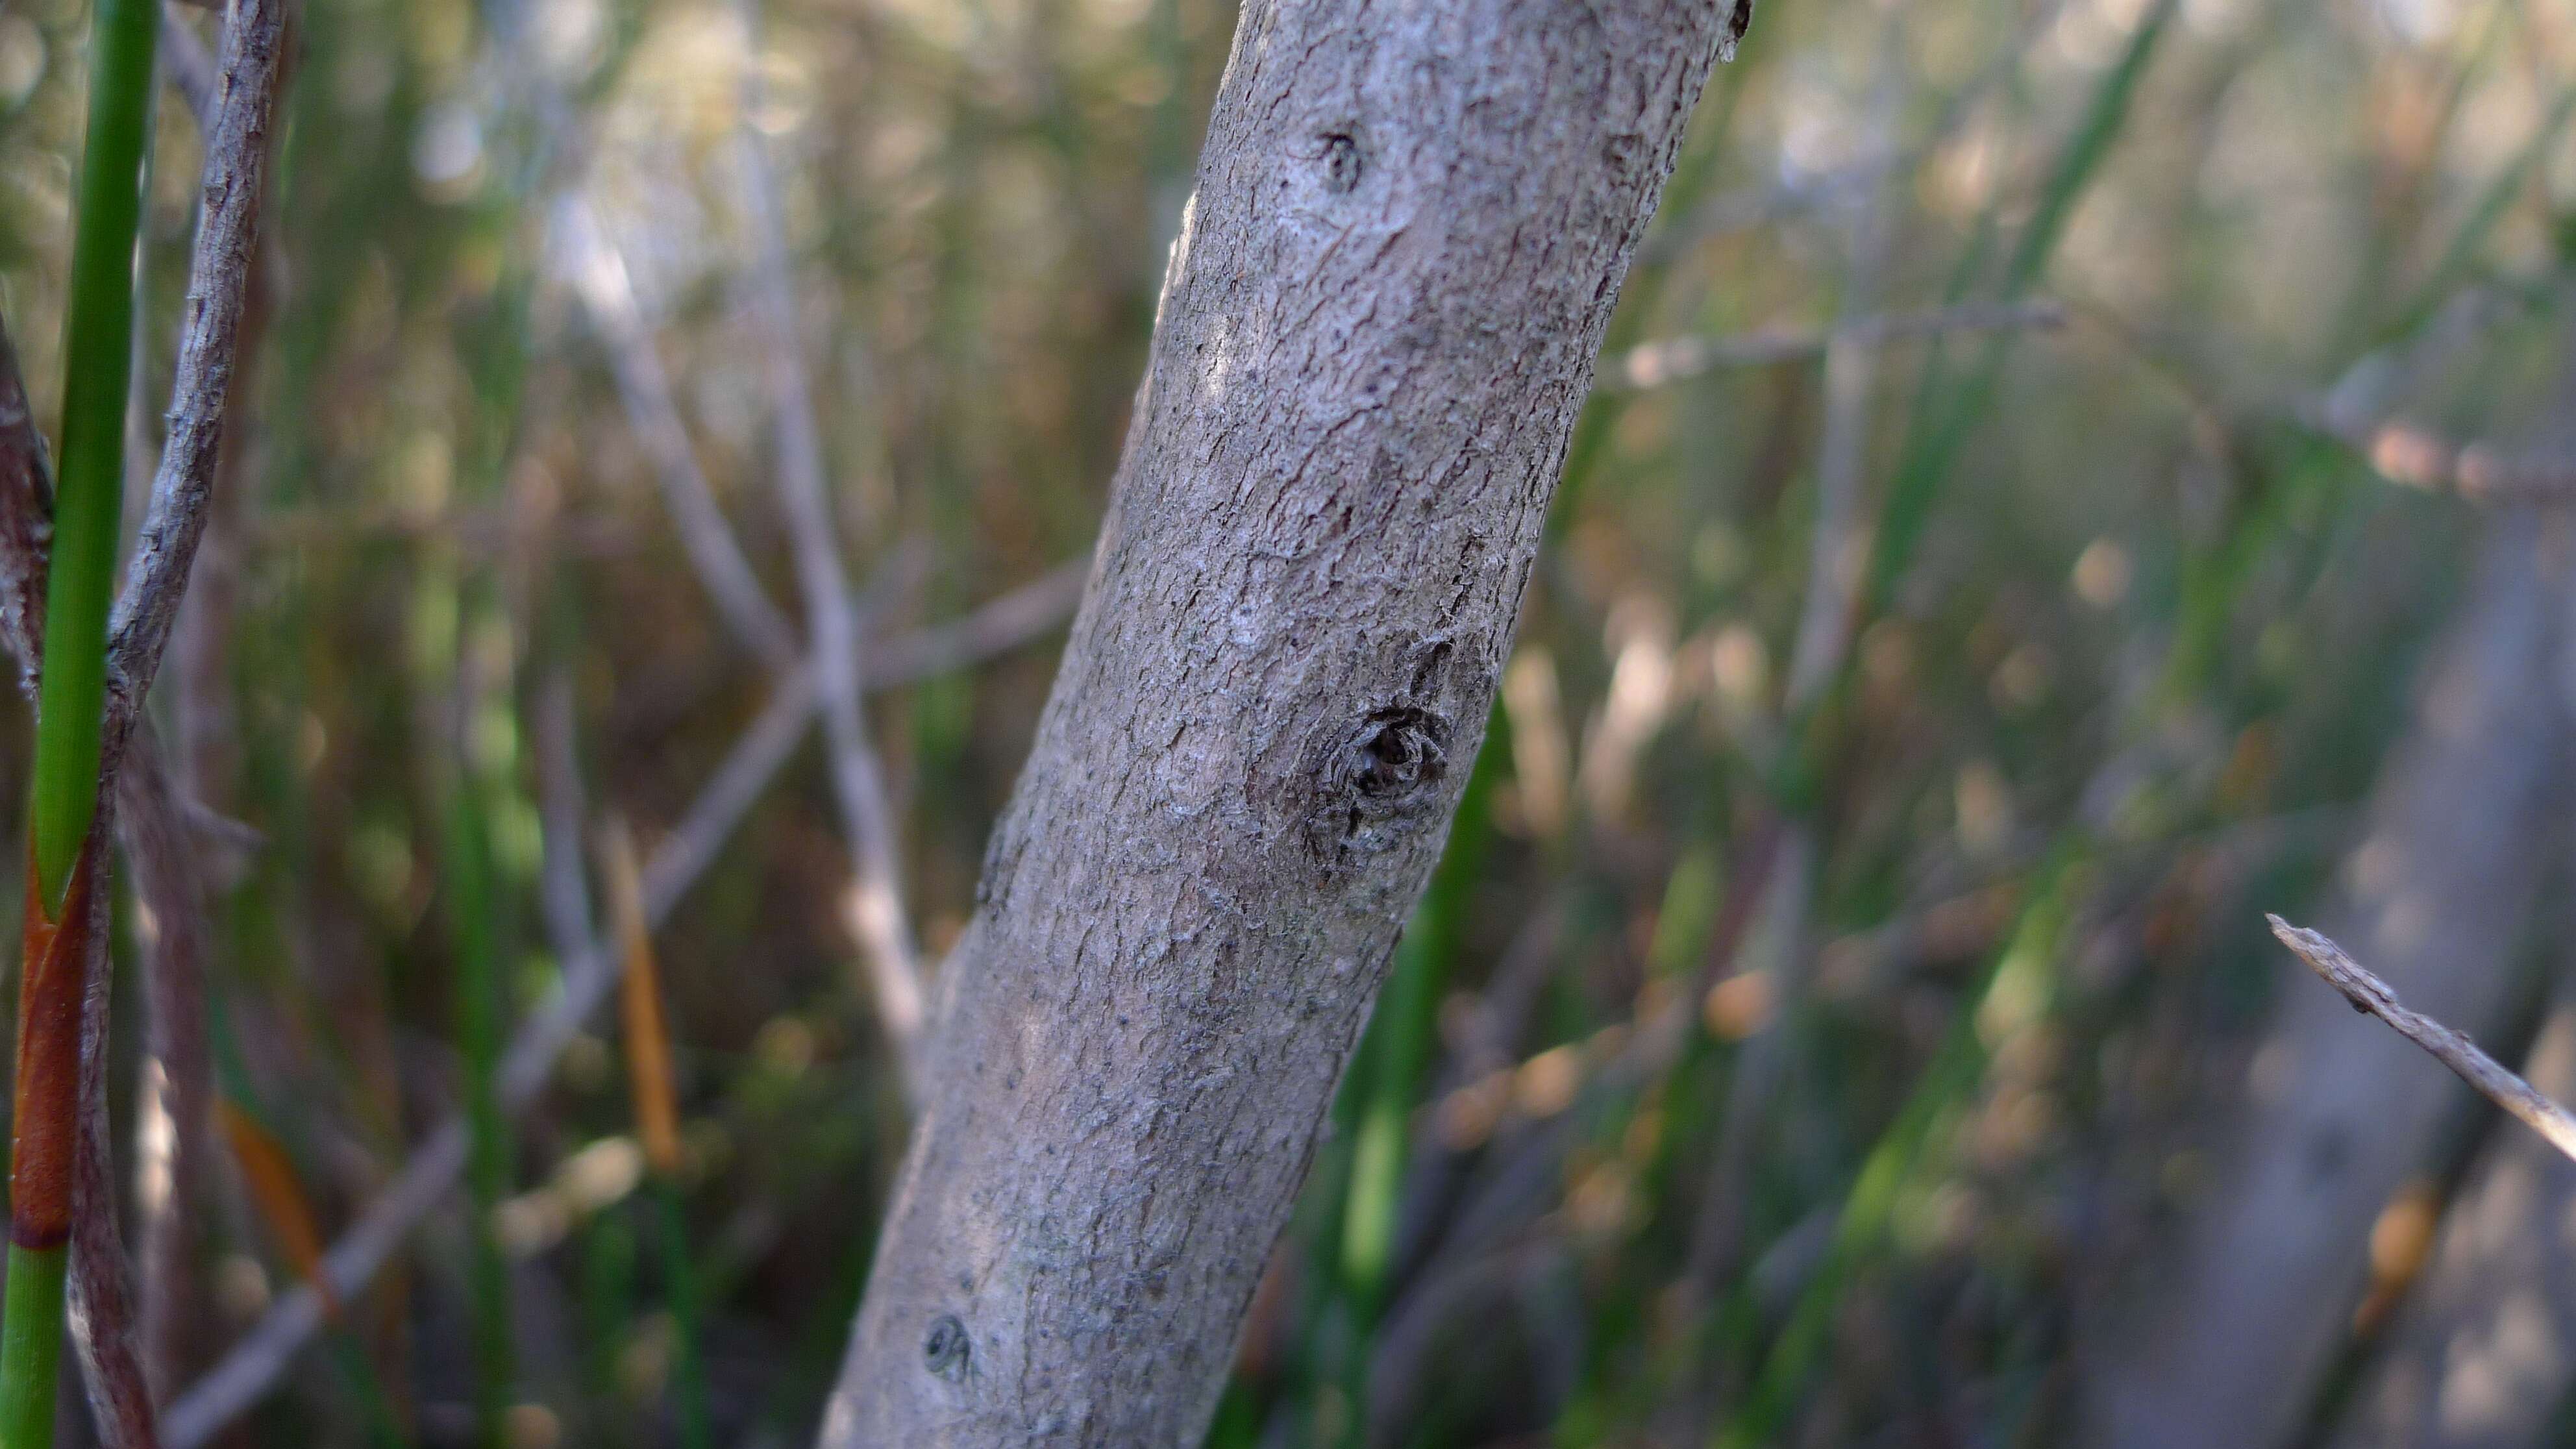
821,3,1727,1444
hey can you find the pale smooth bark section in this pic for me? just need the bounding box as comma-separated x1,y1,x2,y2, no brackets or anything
819,3,1728,1443
2091,517,2575,1449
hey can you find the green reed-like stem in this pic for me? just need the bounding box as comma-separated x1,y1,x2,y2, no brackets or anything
652,1180,712,1449
3,1,158,1444
29,0,156,910
0,1249,67,1449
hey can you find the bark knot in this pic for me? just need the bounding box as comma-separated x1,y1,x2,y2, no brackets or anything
923,1313,971,1381
1320,132,1363,193
1310,706,1450,860
1350,708,1444,798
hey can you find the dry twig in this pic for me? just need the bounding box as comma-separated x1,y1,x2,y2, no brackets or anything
1635,0,2064,265
1687,42,1904,1298
535,671,597,954
68,787,160,1449
103,0,288,764
160,700,789,1444
0,1,285,1434
2269,915,2576,1164
0,183,169,1449
0,305,51,676
732,12,927,1091
2086,284,2576,505
861,558,1086,687
1602,300,2065,393
158,8,217,134
158,567,1078,1444
116,735,214,1407
2299,406,2576,504
554,194,803,671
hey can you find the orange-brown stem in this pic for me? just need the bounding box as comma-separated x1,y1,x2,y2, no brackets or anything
606,823,682,1178
12,833,102,1252
216,1100,343,1322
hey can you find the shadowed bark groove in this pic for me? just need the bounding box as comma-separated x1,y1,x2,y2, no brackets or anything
819,2,1729,1443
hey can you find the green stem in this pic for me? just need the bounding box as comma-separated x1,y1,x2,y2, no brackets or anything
0,1248,66,1449
29,0,157,909
5,0,158,1444
324,1330,414,1449
1710,860,2077,1449
443,774,513,1446
652,1179,712,1449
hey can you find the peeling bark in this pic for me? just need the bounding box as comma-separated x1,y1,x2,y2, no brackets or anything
818,3,1728,1443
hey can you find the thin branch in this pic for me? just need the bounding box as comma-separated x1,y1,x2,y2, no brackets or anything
164,666,837,1446
1635,0,2065,265
0,303,53,678
0,6,280,1432
158,6,217,135
732,6,927,1092
116,732,214,1408
636,669,816,911
860,557,1087,689
535,670,597,954
2269,916,2576,1164
43,6,284,1436
1688,42,1904,1300
2297,404,2576,503
157,559,1079,1443
1600,301,2066,393
553,193,804,671
1781,64,1903,713
162,1126,464,1449
0,192,166,1449
2079,284,2576,504
132,46,281,1393
69,794,160,1449
649,560,1086,899
166,218,271,834
102,0,288,763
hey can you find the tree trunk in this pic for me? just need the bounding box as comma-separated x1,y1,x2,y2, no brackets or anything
818,3,1728,1443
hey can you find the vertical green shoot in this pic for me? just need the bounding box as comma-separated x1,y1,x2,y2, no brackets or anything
441,776,513,1446
29,0,156,908
0,1251,66,1449
5,0,158,1445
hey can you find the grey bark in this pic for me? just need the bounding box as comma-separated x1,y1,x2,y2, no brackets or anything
817,3,1729,1444
2089,515,2575,1449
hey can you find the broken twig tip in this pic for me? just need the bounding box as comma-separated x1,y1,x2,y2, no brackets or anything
2268,912,2576,1167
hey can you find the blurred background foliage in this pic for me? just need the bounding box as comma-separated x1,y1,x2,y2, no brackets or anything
4,0,2576,1443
